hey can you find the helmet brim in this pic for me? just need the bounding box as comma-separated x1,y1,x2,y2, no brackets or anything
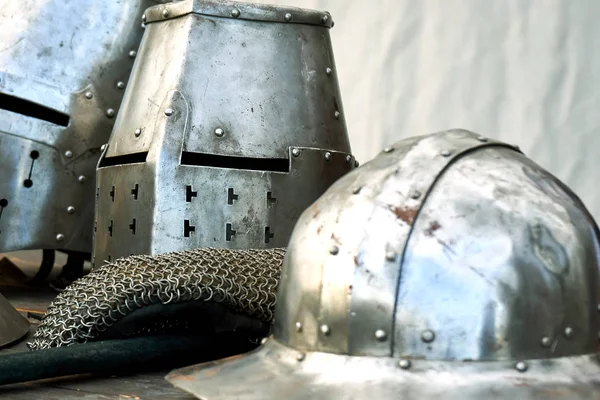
167,337,600,400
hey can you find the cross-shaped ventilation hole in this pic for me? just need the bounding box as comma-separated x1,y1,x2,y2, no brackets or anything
129,219,136,235
131,184,139,200
227,188,238,205
267,192,277,208
265,227,274,243
184,220,196,237
226,223,236,241
186,185,197,202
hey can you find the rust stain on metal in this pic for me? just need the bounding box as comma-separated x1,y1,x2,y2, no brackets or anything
331,233,341,245
171,374,195,382
201,369,219,378
353,255,360,266
424,221,441,236
311,204,320,218
392,206,418,224
316,225,323,234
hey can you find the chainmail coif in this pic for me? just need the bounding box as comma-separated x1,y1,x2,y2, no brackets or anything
28,248,285,350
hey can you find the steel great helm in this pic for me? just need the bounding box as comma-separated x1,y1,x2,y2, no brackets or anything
0,0,160,254
168,129,600,399
93,0,354,265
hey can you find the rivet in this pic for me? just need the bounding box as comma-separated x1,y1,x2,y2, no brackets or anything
214,128,225,137
67,206,75,214
326,67,332,76
322,14,329,24
354,160,359,167
231,8,240,18
334,111,340,119
324,152,332,161
292,148,301,157
296,352,306,362
330,246,339,255
385,251,397,262
78,175,86,183
477,136,488,142
345,155,352,164
564,327,574,338
142,14,146,23
260,337,268,345
284,13,292,22
352,187,361,195
56,234,65,242
440,150,452,157
134,128,142,137
410,190,421,200
398,359,411,369
375,329,387,341
295,322,302,332
106,108,115,118
100,144,107,152
421,329,435,343
116,81,125,89
141,22,146,29
383,147,394,153
64,150,73,158
164,108,174,117
515,361,528,373
320,324,331,336
129,50,137,58
597,304,600,313
84,91,93,99
541,336,552,348
162,9,169,18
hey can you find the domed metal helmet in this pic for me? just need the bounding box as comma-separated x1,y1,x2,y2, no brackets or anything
0,0,159,254
168,129,600,399
92,0,355,266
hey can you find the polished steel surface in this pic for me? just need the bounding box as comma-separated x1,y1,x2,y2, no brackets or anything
168,129,600,398
168,337,600,400
0,0,159,253
274,130,523,357
94,0,353,265
0,292,29,348
394,145,599,361
106,0,348,159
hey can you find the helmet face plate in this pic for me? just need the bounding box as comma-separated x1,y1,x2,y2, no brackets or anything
168,129,600,399
0,0,157,253
92,0,354,265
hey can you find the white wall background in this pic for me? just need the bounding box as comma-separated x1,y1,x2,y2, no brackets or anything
258,0,600,220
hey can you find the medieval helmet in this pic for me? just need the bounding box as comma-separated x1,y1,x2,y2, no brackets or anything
0,292,29,348
93,0,355,266
0,0,160,254
168,129,600,399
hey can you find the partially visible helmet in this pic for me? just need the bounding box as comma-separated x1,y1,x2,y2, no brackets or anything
92,0,355,266
0,291,29,348
0,0,161,254
168,129,600,399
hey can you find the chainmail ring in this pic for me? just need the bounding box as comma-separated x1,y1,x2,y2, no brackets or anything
28,248,285,350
